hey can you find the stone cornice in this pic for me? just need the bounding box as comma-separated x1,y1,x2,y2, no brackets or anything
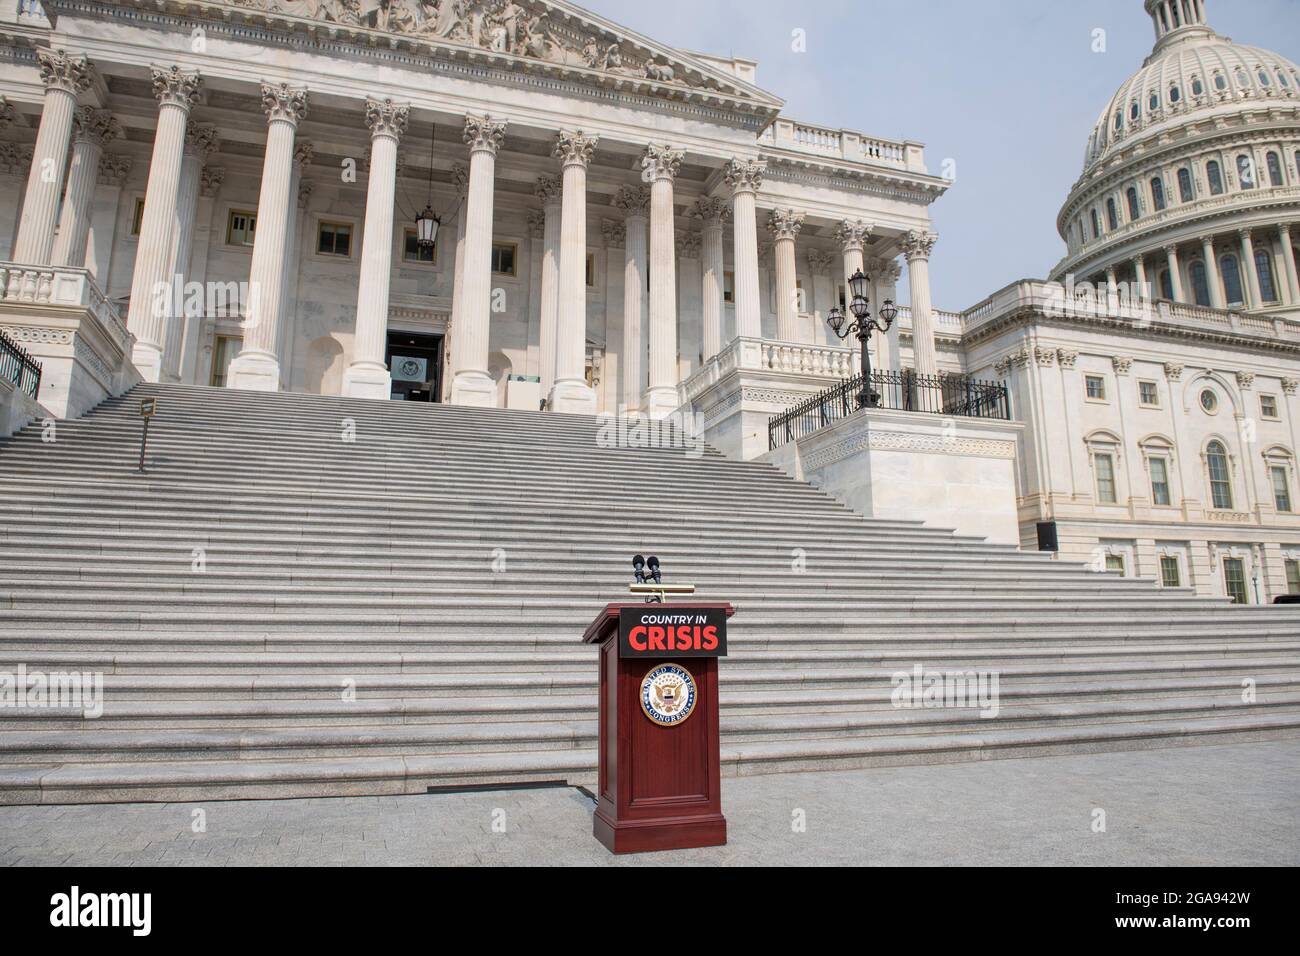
759,156,945,207
50,0,783,124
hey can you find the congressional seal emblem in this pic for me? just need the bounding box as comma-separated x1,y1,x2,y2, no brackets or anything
640,663,698,726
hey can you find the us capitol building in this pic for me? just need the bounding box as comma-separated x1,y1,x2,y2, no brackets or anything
0,0,1298,604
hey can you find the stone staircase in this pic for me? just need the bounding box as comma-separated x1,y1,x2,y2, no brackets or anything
1,382,1298,804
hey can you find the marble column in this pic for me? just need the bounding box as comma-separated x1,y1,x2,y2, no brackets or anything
693,197,729,363
228,83,308,392
276,143,314,386
342,98,409,399
806,248,837,348
0,142,33,261
445,163,468,401
51,108,119,268
1239,229,1263,307
724,158,765,339
534,175,562,398
901,230,939,376
550,131,599,413
1201,237,1225,308
834,219,871,364
125,65,203,382
642,143,683,419
614,184,649,412
872,257,903,373
84,154,131,286
1163,243,1185,302
449,113,506,407
179,166,224,384
767,208,805,343
1132,255,1148,302
1279,225,1300,306
12,50,92,265
159,123,216,383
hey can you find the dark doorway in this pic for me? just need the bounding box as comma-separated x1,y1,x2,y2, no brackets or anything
386,331,443,402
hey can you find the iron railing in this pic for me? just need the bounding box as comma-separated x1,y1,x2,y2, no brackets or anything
768,369,1009,450
0,327,41,400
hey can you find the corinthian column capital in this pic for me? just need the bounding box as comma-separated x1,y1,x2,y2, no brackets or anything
613,184,650,217
293,141,315,173
901,230,938,260
534,174,562,205
691,196,731,225
262,82,309,126
38,49,94,96
183,123,219,160
151,65,203,110
72,107,121,149
365,98,409,141
97,154,132,187
723,158,765,194
641,143,683,182
463,113,506,154
833,218,872,252
766,208,804,241
451,162,469,197
554,130,598,167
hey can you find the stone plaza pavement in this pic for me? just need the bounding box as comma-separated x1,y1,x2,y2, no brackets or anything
2,740,1297,866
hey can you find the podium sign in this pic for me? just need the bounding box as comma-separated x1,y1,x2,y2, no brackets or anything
582,602,733,854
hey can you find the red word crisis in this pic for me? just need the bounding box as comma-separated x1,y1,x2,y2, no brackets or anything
627,623,720,654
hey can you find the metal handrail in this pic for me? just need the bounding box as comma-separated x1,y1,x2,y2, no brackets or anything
0,326,41,400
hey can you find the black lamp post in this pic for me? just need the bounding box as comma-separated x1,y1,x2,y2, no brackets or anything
826,269,898,409
414,124,441,253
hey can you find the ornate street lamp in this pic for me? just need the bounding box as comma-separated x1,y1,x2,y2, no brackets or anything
414,123,441,251
826,269,898,409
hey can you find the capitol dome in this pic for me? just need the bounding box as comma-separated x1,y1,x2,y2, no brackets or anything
1051,0,1300,318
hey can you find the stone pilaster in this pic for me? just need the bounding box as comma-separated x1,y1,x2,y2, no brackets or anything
228,83,308,392
51,107,119,268
445,162,468,401
615,184,649,411
642,143,683,418
13,49,94,265
901,230,938,376
449,113,506,407
693,197,729,363
767,208,805,343
84,154,131,286
126,65,203,382
341,97,409,399
725,159,765,340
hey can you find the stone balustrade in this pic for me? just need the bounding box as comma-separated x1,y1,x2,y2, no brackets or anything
759,118,925,172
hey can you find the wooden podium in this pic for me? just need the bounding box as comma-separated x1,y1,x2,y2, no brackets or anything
582,601,733,854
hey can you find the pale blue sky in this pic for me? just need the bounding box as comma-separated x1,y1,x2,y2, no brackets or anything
583,0,1300,308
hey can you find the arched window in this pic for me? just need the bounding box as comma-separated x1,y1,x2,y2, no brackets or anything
1235,69,1249,88
1236,154,1256,188
1207,441,1233,510
1169,84,1181,103
1089,208,1100,239
1256,250,1278,302
1106,197,1119,230
1126,186,1141,219
1151,177,1166,211
1114,110,1123,131
1213,72,1227,92
1266,151,1283,186
1130,101,1140,121
1259,69,1271,87
1177,167,1194,202
1280,71,1292,88
1148,91,1160,111
1191,76,1204,96
1190,260,1210,306
1296,150,1300,178
1159,268,1173,300
1220,254,1244,304
1207,160,1224,194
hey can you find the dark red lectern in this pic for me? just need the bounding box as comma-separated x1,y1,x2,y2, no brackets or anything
582,601,733,854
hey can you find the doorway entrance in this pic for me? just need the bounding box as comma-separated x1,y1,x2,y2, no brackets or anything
386,330,443,402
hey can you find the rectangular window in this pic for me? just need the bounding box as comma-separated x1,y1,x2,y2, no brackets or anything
1286,559,1300,595
1105,554,1125,574
1222,557,1248,604
1095,453,1117,504
723,271,735,304
1138,380,1159,406
1149,457,1171,506
403,229,435,264
1085,375,1106,400
586,252,595,288
1159,555,1181,588
130,198,146,237
491,242,517,276
226,210,257,247
1272,465,1292,512
1261,394,1279,419
317,221,352,257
